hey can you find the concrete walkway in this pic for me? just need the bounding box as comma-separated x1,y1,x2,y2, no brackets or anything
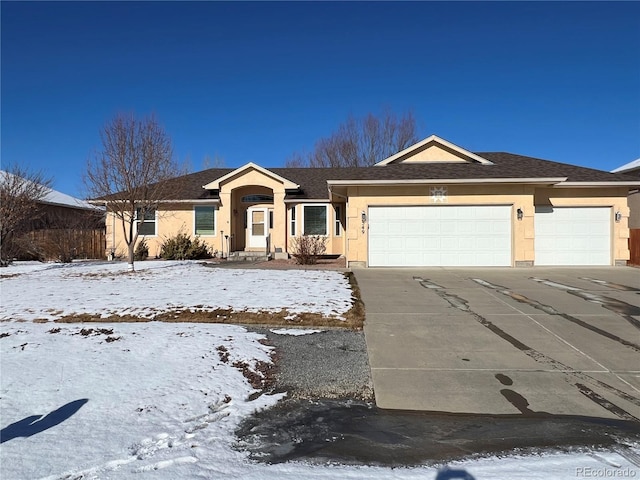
355,267,640,420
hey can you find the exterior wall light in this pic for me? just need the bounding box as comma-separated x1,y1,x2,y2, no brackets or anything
361,210,367,233
517,208,524,221
615,211,622,222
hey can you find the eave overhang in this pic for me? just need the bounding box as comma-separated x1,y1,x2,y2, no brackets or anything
326,177,568,187
551,181,640,188
89,199,221,205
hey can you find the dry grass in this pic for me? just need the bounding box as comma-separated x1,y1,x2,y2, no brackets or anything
0,273,20,279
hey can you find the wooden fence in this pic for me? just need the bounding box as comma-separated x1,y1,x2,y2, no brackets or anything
630,229,640,266
28,228,106,261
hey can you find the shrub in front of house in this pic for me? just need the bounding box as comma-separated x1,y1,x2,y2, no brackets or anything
291,235,327,265
160,233,211,260
134,239,149,261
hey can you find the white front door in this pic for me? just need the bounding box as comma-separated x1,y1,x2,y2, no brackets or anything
248,207,268,249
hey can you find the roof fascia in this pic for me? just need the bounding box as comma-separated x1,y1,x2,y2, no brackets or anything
90,199,221,205
375,135,494,166
202,162,300,190
326,177,568,186
552,182,640,188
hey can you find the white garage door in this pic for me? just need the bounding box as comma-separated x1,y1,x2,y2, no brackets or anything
368,206,512,267
535,206,611,266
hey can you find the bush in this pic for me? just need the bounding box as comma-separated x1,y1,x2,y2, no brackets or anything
290,235,327,265
134,239,149,261
160,233,211,260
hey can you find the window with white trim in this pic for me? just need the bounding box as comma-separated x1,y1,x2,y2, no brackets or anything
334,205,342,236
303,205,327,236
136,208,156,236
194,206,216,236
290,206,296,236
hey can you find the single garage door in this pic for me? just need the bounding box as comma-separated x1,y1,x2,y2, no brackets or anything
368,205,512,267
535,206,611,266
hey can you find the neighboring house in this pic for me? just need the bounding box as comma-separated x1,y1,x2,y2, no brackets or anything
102,135,638,267
31,186,105,261
1,170,105,260
611,158,640,229
35,186,104,228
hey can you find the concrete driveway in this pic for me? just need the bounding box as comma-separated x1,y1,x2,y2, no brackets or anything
355,267,640,420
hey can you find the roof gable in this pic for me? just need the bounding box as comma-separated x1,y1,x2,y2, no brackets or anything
375,135,494,166
202,162,300,190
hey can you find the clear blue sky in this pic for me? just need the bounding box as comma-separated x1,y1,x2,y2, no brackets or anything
2,1,639,198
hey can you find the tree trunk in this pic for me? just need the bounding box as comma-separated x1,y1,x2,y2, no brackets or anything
127,242,135,271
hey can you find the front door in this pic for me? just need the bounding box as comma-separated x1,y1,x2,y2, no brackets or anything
248,207,268,249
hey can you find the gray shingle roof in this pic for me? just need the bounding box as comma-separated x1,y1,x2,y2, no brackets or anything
98,152,639,202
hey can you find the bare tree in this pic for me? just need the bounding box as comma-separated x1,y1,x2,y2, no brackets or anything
85,113,185,271
0,165,52,266
285,110,419,168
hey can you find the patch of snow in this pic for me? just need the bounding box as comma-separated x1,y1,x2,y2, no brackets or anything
611,158,640,173
0,260,353,321
0,170,99,210
270,328,324,336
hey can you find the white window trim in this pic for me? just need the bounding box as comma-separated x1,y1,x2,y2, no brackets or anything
334,205,342,237
289,206,297,236
301,203,330,237
193,206,217,237
135,208,158,237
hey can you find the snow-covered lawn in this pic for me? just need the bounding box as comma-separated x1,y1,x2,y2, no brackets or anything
1,261,639,479
0,261,354,322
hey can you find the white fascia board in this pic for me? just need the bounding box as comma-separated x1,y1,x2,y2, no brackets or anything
326,177,568,186
552,182,640,188
159,199,221,204
375,134,494,166
202,162,299,190
96,199,221,205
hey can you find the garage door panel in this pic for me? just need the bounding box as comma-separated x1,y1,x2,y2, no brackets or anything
534,207,611,266
369,206,512,267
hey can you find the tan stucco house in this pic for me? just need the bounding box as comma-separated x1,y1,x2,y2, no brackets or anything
104,135,639,267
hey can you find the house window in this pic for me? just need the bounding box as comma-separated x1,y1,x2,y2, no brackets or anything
194,206,216,236
334,205,342,236
303,205,327,236
241,194,273,203
269,210,274,229
290,207,296,236
136,208,156,236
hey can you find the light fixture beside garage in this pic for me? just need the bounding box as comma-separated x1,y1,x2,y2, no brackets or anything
615,211,622,222
517,208,524,221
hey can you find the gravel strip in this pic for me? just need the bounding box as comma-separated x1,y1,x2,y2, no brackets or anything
251,327,374,400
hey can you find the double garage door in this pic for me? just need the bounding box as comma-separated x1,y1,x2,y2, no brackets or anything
368,206,512,267
368,205,611,267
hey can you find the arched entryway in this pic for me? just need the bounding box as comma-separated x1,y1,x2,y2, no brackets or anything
230,185,274,251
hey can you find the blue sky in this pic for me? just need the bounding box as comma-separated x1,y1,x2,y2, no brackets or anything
2,1,639,198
